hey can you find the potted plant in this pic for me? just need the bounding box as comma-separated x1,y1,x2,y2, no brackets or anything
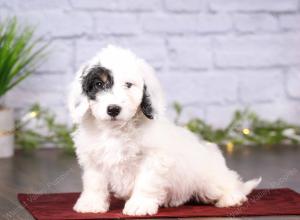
0,17,47,158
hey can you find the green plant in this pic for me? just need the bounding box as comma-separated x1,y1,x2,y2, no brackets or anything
15,104,76,154
15,102,300,155
173,102,300,148
0,17,47,105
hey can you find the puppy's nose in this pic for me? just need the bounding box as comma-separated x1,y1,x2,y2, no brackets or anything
107,105,121,117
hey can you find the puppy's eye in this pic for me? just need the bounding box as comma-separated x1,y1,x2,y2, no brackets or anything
125,82,133,88
94,81,103,89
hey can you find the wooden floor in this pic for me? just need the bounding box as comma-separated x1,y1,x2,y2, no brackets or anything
0,146,299,220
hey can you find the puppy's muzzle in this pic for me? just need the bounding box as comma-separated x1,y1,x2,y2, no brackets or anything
107,105,121,117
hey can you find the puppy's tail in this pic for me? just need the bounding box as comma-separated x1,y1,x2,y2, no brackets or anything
242,177,262,195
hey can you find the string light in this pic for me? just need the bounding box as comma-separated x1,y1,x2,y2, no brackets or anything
19,111,39,125
242,128,250,135
226,141,234,154
29,111,38,118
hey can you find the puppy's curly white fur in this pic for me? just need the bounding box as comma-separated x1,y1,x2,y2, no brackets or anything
68,45,261,216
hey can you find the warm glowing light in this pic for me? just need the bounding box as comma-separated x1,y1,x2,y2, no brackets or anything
29,111,38,118
226,141,234,154
242,128,250,135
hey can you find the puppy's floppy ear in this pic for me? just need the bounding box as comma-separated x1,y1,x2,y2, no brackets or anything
68,65,90,124
137,58,166,119
141,84,154,119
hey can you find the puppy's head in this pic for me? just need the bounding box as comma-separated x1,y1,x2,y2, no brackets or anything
68,45,165,124
81,63,145,122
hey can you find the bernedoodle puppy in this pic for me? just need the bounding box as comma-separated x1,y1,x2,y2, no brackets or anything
68,45,261,216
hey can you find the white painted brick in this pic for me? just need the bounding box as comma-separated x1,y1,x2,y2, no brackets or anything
168,38,212,69
70,0,114,10
37,40,73,73
0,8,11,20
169,38,212,69
209,0,298,12
4,0,70,11
75,38,166,69
4,74,71,111
142,14,231,34
158,72,238,105
142,14,198,34
94,13,139,35
178,105,205,123
286,68,300,98
114,0,161,11
50,106,70,124
17,10,93,37
2,0,300,128
164,0,204,12
120,38,167,69
197,14,232,33
71,0,160,11
206,104,242,128
251,101,300,124
214,33,300,68
238,70,284,103
17,73,69,93
75,38,141,69
166,104,205,124
234,13,279,33
279,14,300,30
5,88,66,109
75,39,119,68
5,73,71,114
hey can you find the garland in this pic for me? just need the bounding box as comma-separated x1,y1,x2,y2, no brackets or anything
173,102,300,153
15,104,75,154
15,103,300,154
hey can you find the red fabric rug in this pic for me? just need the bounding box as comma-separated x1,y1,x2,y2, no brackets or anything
18,188,300,219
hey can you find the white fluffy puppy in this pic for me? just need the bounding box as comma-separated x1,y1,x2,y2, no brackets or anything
68,45,261,216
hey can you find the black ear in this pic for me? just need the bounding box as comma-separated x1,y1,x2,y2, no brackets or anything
141,85,154,119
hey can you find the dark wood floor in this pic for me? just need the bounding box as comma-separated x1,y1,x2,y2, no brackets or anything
0,146,299,220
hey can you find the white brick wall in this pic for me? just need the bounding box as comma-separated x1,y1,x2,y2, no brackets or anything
209,0,299,12
1,0,300,127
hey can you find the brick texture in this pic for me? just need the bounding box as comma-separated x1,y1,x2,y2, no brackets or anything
1,0,300,127
209,0,298,12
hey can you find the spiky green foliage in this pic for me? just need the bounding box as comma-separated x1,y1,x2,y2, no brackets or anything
0,17,47,102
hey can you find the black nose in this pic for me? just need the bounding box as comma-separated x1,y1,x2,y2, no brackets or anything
107,105,121,117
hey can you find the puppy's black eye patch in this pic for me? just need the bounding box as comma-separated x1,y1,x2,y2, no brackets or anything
81,65,114,100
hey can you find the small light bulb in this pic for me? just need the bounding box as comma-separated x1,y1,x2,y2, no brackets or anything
29,111,38,118
226,142,234,154
242,128,250,135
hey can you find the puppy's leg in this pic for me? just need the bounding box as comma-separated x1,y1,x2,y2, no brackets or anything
123,178,165,215
73,168,109,213
123,158,169,216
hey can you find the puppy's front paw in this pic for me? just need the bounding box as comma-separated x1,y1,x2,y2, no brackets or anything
215,191,247,208
73,194,109,213
123,197,158,216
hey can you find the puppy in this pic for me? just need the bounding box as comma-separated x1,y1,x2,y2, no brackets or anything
68,45,261,216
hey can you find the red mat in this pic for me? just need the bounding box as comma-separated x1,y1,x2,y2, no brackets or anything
18,188,300,219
